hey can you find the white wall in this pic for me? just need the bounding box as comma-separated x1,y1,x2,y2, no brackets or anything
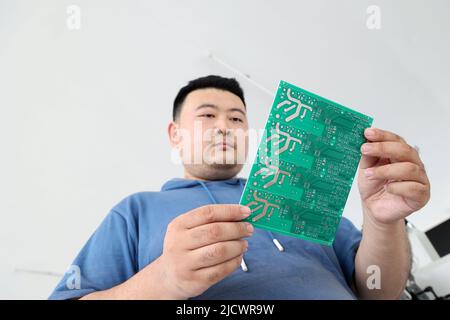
0,0,449,299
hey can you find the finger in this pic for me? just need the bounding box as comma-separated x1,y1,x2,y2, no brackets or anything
361,141,423,165
187,222,254,249
364,162,429,184
364,128,405,143
196,255,243,286
385,181,430,208
191,240,248,269
178,204,251,229
359,154,382,170
360,128,408,169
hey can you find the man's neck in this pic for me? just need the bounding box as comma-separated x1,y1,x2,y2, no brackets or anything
183,173,208,181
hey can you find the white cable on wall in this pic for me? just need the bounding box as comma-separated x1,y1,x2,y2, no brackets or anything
207,51,275,98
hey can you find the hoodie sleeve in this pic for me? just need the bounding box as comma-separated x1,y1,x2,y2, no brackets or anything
333,217,362,287
48,210,138,300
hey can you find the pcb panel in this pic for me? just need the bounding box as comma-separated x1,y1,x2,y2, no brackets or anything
240,80,373,245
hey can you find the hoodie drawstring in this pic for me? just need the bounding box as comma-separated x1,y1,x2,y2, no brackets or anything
198,179,284,272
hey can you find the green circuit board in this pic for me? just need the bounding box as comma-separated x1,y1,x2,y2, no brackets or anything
240,80,373,245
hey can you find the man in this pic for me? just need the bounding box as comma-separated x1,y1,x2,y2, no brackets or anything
49,75,430,300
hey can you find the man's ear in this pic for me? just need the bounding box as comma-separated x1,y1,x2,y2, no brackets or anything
168,121,181,148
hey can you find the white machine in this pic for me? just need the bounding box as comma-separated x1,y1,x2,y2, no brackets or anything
405,219,450,299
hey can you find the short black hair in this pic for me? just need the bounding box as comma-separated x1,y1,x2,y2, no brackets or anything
173,75,246,121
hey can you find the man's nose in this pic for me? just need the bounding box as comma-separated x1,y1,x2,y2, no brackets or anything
214,117,230,136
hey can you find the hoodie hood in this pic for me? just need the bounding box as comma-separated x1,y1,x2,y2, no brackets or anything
161,177,246,191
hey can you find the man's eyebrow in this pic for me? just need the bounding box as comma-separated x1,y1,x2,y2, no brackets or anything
229,108,246,116
195,104,219,111
195,104,247,116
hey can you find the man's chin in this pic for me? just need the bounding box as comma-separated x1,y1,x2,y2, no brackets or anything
208,162,239,170
184,163,243,181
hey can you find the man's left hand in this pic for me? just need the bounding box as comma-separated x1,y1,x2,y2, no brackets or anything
358,128,430,225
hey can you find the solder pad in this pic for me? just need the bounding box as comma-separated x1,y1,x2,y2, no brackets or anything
239,80,373,245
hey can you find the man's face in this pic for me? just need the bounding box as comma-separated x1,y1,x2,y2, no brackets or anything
169,88,249,181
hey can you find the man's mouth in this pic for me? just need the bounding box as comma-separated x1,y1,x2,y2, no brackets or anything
213,140,235,150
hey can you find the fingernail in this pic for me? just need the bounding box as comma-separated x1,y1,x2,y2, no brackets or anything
365,128,376,138
246,222,254,233
240,206,251,217
361,144,371,154
365,168,374,179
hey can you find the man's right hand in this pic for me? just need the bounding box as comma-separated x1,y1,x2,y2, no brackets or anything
157,204,254,299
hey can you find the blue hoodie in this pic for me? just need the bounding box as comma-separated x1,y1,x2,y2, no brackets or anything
49,177,362,300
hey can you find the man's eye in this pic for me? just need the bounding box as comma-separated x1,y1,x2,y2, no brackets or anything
231,117,243,122
199,114,215,118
